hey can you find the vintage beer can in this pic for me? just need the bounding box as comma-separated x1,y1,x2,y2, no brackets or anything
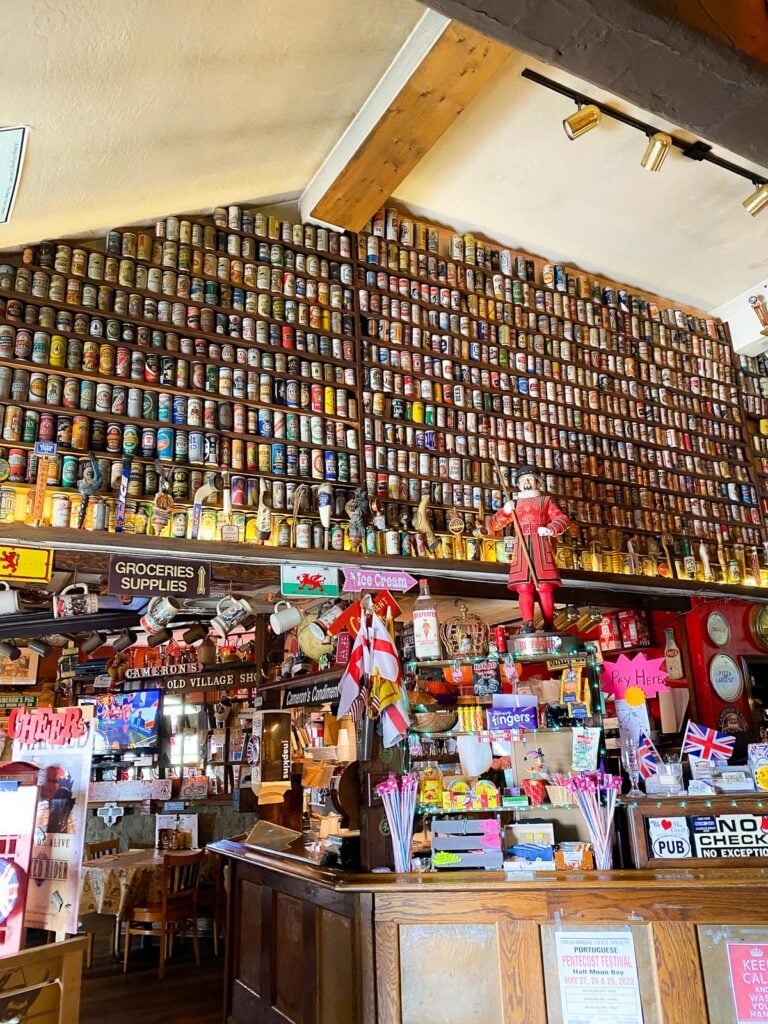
271,442,286,474
156,427,174,461
71,415,90,450
61,454,79,488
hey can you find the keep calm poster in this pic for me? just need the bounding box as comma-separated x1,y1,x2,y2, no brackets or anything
728,943,768,1023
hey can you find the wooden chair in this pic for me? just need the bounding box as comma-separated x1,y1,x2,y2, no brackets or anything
197,832,247,956
0,936,87,1024
123,849,204,978
85,838,120,860
81,838,121,967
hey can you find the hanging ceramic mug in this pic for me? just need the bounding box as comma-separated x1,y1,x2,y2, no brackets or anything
306,600,344,641
210,596,251,637
0,582,20,614
53,583,98,618
269,600,302,635
140,596,181,634
182,622,208,645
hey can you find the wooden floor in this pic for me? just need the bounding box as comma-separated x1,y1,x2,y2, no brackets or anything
80,935,224,1024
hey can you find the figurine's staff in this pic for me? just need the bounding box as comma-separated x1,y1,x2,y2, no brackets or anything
490,449,540,589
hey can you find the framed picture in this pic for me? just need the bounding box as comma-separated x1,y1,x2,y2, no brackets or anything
0,648,40,686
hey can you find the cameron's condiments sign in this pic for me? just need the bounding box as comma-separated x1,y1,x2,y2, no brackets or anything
108,555,210,597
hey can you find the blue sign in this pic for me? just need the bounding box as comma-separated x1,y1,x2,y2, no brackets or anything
486,706,538,731
34,441,58,457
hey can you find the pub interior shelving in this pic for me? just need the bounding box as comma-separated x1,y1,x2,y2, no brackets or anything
0,201,765,587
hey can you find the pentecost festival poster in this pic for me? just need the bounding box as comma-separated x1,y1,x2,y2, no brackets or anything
12,710,94,934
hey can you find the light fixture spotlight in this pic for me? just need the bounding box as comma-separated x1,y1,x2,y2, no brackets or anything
743,182,768,216
523,69,768,210
641,132,672,172
563,104,601,141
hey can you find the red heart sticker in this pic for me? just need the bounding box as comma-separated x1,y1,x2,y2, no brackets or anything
661,819,673,830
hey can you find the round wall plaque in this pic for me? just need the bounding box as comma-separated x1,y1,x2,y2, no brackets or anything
709,653,743,702
706,611,730,647
717,706,750,734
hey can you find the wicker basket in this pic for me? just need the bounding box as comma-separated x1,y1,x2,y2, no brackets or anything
545,785,576,807
410,710,458,734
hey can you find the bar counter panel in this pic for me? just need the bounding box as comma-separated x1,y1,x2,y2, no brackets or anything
213,840,768,1024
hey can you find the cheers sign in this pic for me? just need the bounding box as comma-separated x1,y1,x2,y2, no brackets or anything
8,706,86,745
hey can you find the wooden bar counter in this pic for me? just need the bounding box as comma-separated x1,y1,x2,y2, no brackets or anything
211,838,768,1024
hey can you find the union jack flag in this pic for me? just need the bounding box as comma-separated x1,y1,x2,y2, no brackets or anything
682,720,735,761
637,732,660,779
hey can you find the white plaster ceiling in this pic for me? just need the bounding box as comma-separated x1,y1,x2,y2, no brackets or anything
394,50,768,317
0,0,423,248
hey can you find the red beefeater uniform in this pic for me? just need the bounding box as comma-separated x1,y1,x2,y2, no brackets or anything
489,493,569,629
490,494,569,585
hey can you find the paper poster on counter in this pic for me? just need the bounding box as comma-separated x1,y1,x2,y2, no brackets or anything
12,710,94,935
615,698,651,745
727,942,768,1023
555,930,643,1024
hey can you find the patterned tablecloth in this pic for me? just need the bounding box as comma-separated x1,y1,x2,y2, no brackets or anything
79,849,211,919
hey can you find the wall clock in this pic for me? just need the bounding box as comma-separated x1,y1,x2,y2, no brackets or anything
709,653,744,703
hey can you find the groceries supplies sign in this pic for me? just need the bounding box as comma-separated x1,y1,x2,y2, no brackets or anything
108,556,210,598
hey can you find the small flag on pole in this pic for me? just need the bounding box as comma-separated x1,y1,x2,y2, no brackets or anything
637,732,660,779
682,720,735,761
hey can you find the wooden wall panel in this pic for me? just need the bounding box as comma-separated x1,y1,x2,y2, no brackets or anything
399,923,502,1023
374,890,545,924
318,909,357,1022
273,892,306,1023
236,877,263,995
356,893,377,1024
375,922,402,1024
650,921,708,1024
498,920,547,1024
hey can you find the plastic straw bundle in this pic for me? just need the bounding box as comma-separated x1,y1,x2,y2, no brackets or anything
564,772,622,870
375,773,418,874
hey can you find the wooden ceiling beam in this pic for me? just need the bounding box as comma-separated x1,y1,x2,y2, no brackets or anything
300,13,509,232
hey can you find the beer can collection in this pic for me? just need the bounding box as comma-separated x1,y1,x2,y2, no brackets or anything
0,203,758,554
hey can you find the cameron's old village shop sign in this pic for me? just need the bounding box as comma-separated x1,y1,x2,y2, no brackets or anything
142,663,263,693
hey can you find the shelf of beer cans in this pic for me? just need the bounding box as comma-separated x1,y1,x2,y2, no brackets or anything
357,207,761,550
736,353,768,521
0,200,765,565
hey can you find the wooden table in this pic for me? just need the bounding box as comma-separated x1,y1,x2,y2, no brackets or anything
211,838,768,1024
79,849,167,920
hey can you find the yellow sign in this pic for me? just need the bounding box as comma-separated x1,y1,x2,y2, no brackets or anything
0,545,53,583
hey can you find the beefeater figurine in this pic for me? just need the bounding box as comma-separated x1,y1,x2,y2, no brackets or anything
488,465,569,633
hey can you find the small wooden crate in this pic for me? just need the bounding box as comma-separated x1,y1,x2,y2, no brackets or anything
431,817,503,870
